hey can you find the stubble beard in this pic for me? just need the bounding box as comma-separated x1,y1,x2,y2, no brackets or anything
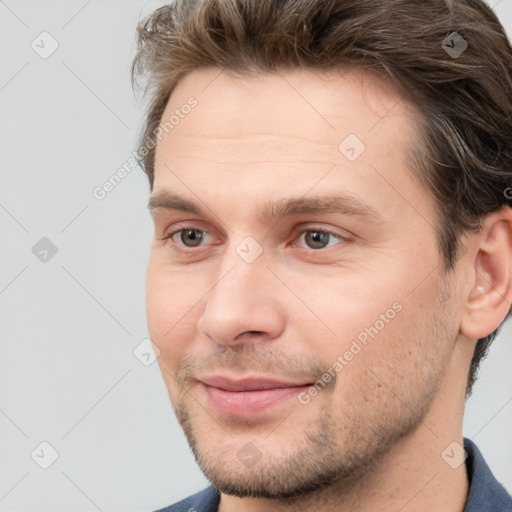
171,379,438,501
168,288,453,501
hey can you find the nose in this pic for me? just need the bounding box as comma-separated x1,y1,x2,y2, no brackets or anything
196,248,286,348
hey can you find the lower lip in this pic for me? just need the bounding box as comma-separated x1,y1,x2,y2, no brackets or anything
201,383,310,417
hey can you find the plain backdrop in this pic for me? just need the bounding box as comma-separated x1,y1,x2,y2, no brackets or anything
1,1,511,510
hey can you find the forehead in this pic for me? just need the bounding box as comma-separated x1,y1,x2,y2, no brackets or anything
151,67,430,226
154,67,421,171
164,67,416,134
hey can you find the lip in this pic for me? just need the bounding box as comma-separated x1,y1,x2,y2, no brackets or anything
197,375,313,417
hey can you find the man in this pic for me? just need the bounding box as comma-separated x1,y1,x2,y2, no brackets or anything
132,0,512,510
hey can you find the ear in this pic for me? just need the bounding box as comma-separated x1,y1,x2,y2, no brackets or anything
460,207,512,340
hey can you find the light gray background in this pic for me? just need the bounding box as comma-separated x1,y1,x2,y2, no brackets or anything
1,1,511,510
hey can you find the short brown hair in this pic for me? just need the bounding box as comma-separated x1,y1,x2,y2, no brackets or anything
132,0,512,395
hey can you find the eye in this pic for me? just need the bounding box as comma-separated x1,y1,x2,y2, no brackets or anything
295,228,345,250
164,227,209,248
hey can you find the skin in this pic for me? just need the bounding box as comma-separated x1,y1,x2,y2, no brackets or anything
145,68,512,511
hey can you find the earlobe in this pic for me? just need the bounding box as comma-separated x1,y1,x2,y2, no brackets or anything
460,208,512,340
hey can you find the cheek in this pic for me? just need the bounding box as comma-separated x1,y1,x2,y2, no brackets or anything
145,256,205,362
292,271,404,348
297,268,435,392
322,309,422,421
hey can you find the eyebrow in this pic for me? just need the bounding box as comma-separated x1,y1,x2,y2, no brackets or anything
147,190,385,223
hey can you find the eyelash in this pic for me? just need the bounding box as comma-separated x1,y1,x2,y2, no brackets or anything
160,225,347,252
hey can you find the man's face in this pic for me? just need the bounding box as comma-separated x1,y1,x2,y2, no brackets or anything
146,68,460,498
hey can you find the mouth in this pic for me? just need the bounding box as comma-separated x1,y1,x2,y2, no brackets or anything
196,375,314,417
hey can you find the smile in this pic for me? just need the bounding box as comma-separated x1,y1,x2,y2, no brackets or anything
197,376,313,417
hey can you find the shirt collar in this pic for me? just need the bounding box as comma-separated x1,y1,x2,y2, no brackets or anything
463,438,512,511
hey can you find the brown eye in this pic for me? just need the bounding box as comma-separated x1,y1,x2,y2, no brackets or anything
177,229,205,247
297,229,344,250
304,230,331,249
